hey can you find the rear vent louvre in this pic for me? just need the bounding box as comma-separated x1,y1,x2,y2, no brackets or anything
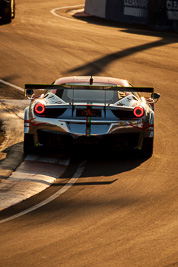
111,110,135,119
43,108,66,118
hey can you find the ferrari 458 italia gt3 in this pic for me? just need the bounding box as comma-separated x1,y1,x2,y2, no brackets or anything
24,76,160,157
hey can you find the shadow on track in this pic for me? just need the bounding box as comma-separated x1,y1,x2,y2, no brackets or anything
66,37,177,76
63,145,147,180
66,15,177,77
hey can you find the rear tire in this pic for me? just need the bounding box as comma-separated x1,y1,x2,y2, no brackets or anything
24,134,36,154
142,138,153,158
2,3,12,23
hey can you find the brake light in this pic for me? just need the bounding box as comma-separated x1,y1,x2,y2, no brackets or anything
34,103,45,114
133,106,144,118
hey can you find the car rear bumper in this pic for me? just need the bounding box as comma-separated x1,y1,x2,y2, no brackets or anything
25,123,153,151
24,107,154,149
36,129,141,149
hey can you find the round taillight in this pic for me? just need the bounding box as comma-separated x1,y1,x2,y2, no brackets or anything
133,106,144,118
34,103,45,114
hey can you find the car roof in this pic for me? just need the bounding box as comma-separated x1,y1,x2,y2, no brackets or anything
54,76,130,87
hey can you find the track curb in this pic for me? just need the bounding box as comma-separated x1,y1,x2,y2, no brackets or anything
0,100,70,211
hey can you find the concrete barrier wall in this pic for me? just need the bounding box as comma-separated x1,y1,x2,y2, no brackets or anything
85,0,178,31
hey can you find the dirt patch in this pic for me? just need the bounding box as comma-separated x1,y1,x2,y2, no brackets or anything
0,121,5,145
0,84,25,100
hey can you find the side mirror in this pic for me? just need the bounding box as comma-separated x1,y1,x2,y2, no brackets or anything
151,93,160,102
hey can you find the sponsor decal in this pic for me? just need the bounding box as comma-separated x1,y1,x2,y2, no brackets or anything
167,0,178,10
166,0,178,20
124,0,148,17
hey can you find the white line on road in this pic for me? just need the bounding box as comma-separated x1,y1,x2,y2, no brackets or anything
51,5,86,23
0,79,24,93
0,161,86,224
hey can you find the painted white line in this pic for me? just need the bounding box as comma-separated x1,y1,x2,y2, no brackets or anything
0,160,86,224
51,5,86,23
0,79,24,93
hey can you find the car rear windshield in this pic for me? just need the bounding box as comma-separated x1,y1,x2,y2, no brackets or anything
63,89,117,104
51,86,139,104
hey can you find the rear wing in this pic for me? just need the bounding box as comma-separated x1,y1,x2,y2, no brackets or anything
25,84,154,93
24,84,159,102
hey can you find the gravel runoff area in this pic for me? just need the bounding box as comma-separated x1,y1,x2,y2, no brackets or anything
0,121,5,146
0,99,28,181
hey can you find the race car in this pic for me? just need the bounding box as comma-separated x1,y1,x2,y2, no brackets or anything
0,0,15,23
24,76,160,157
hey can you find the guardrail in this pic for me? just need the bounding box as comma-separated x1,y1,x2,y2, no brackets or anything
85,0,178,32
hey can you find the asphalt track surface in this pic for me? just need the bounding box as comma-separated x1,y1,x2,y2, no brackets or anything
0,0,178,266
